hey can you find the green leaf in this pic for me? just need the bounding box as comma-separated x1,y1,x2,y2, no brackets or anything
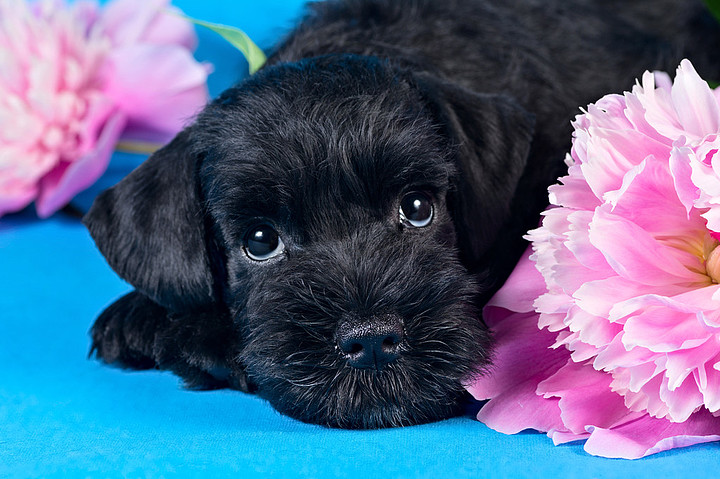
181,14,266,74
705,0,720,24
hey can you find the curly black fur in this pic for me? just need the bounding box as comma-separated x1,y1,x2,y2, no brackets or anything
239,229,489,427
85,0,720,428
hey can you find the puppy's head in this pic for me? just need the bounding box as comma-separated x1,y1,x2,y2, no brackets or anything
85,54,533,428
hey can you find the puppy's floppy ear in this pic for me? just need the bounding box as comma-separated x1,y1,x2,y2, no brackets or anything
413,73,535,270
84,128,216,312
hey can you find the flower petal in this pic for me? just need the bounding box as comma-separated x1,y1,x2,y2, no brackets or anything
36,110,126,217
636,70,686,142
471,59,720,458
469,310,566,400
102,44,209,142
670,145,699,215
538,360,645,434
548,163,600,210
0,183,37,216
583,409,720,459
610,286,720,321
98,0,195,50
658,370,705,422
574,276,686,319
476,383,566,436
607,155,705,241
469,306,569,434
622,308,712,353
589,205,707,286
671,59,720,140
485,246,545,314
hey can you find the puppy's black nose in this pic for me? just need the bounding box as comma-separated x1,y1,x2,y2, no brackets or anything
336,314,405,370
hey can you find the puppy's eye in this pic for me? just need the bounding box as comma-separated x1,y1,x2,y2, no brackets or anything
399,191,433,228
244,224,285,261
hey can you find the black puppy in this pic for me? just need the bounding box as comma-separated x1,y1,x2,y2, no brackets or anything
85,0,720,428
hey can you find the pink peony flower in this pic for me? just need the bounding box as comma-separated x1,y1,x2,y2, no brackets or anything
0,0,210,218
467,59,720,459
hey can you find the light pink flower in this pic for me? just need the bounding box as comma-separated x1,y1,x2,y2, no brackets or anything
0,0,209,218
467,59,720,459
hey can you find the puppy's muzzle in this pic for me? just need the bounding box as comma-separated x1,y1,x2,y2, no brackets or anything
336,313,405,370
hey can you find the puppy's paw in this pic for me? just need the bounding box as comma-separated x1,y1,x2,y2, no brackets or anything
152,310,249,391
90,291,168,370
90,292,252,391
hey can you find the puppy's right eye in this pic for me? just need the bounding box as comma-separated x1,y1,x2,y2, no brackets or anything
244,224,285,261
399,191,433,228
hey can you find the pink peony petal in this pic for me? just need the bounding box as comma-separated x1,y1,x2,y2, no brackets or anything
671,59,720,140
586,95,634,130
0,0,207,218
624,79,672,146
573,276,686,318
670,145,700,215
470,59,720,457
664,338,719,390
563,306,620,347
620,369,672,418
469,310,567,400
589,205,707,286
580,136,634,200
36,110,126,217
486,246,546,314
97,0,195,50
610,286,720,321
637,70,687,142
701,207,720,238
622,309,712,353
698,360,720,412
583,409,720,459
0,185,37,217
608,155,706,241
102,44,209,141
690,150,720,198
658,372,705,422
547,244,611,295
141,5,198,51
537,307,571,333
538,360,645,434
548,164,600,210
564,210,613,274
579,124,671,201
549,430,589,445
610,360,662,395
476,381,567,436
593,334,656,371
471,310,570,434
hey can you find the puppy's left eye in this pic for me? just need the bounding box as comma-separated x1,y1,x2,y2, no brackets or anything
244,224,285,261
399,191,433,228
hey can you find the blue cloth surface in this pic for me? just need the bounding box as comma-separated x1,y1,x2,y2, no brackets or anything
2,1,719,477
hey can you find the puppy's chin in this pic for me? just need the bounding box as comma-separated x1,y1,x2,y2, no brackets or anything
240,305,491,429
243,321,488,428
235,235,492,429
249,365,474,429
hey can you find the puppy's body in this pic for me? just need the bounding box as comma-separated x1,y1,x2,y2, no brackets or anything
269,0,720,283
86,0,720,428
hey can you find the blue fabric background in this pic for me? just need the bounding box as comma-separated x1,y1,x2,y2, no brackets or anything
2,1,718,477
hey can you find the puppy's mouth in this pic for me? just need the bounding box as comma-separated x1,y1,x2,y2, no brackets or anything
235,241,493,429
241,316,485,429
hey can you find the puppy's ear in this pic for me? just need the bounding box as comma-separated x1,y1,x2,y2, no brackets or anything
413,73,535,270
84,129,216,312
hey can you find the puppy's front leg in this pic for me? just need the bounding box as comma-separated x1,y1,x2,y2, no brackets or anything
90,291,166,369
90,291,250,391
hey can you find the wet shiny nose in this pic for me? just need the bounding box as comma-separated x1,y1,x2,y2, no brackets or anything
336,314,405,370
